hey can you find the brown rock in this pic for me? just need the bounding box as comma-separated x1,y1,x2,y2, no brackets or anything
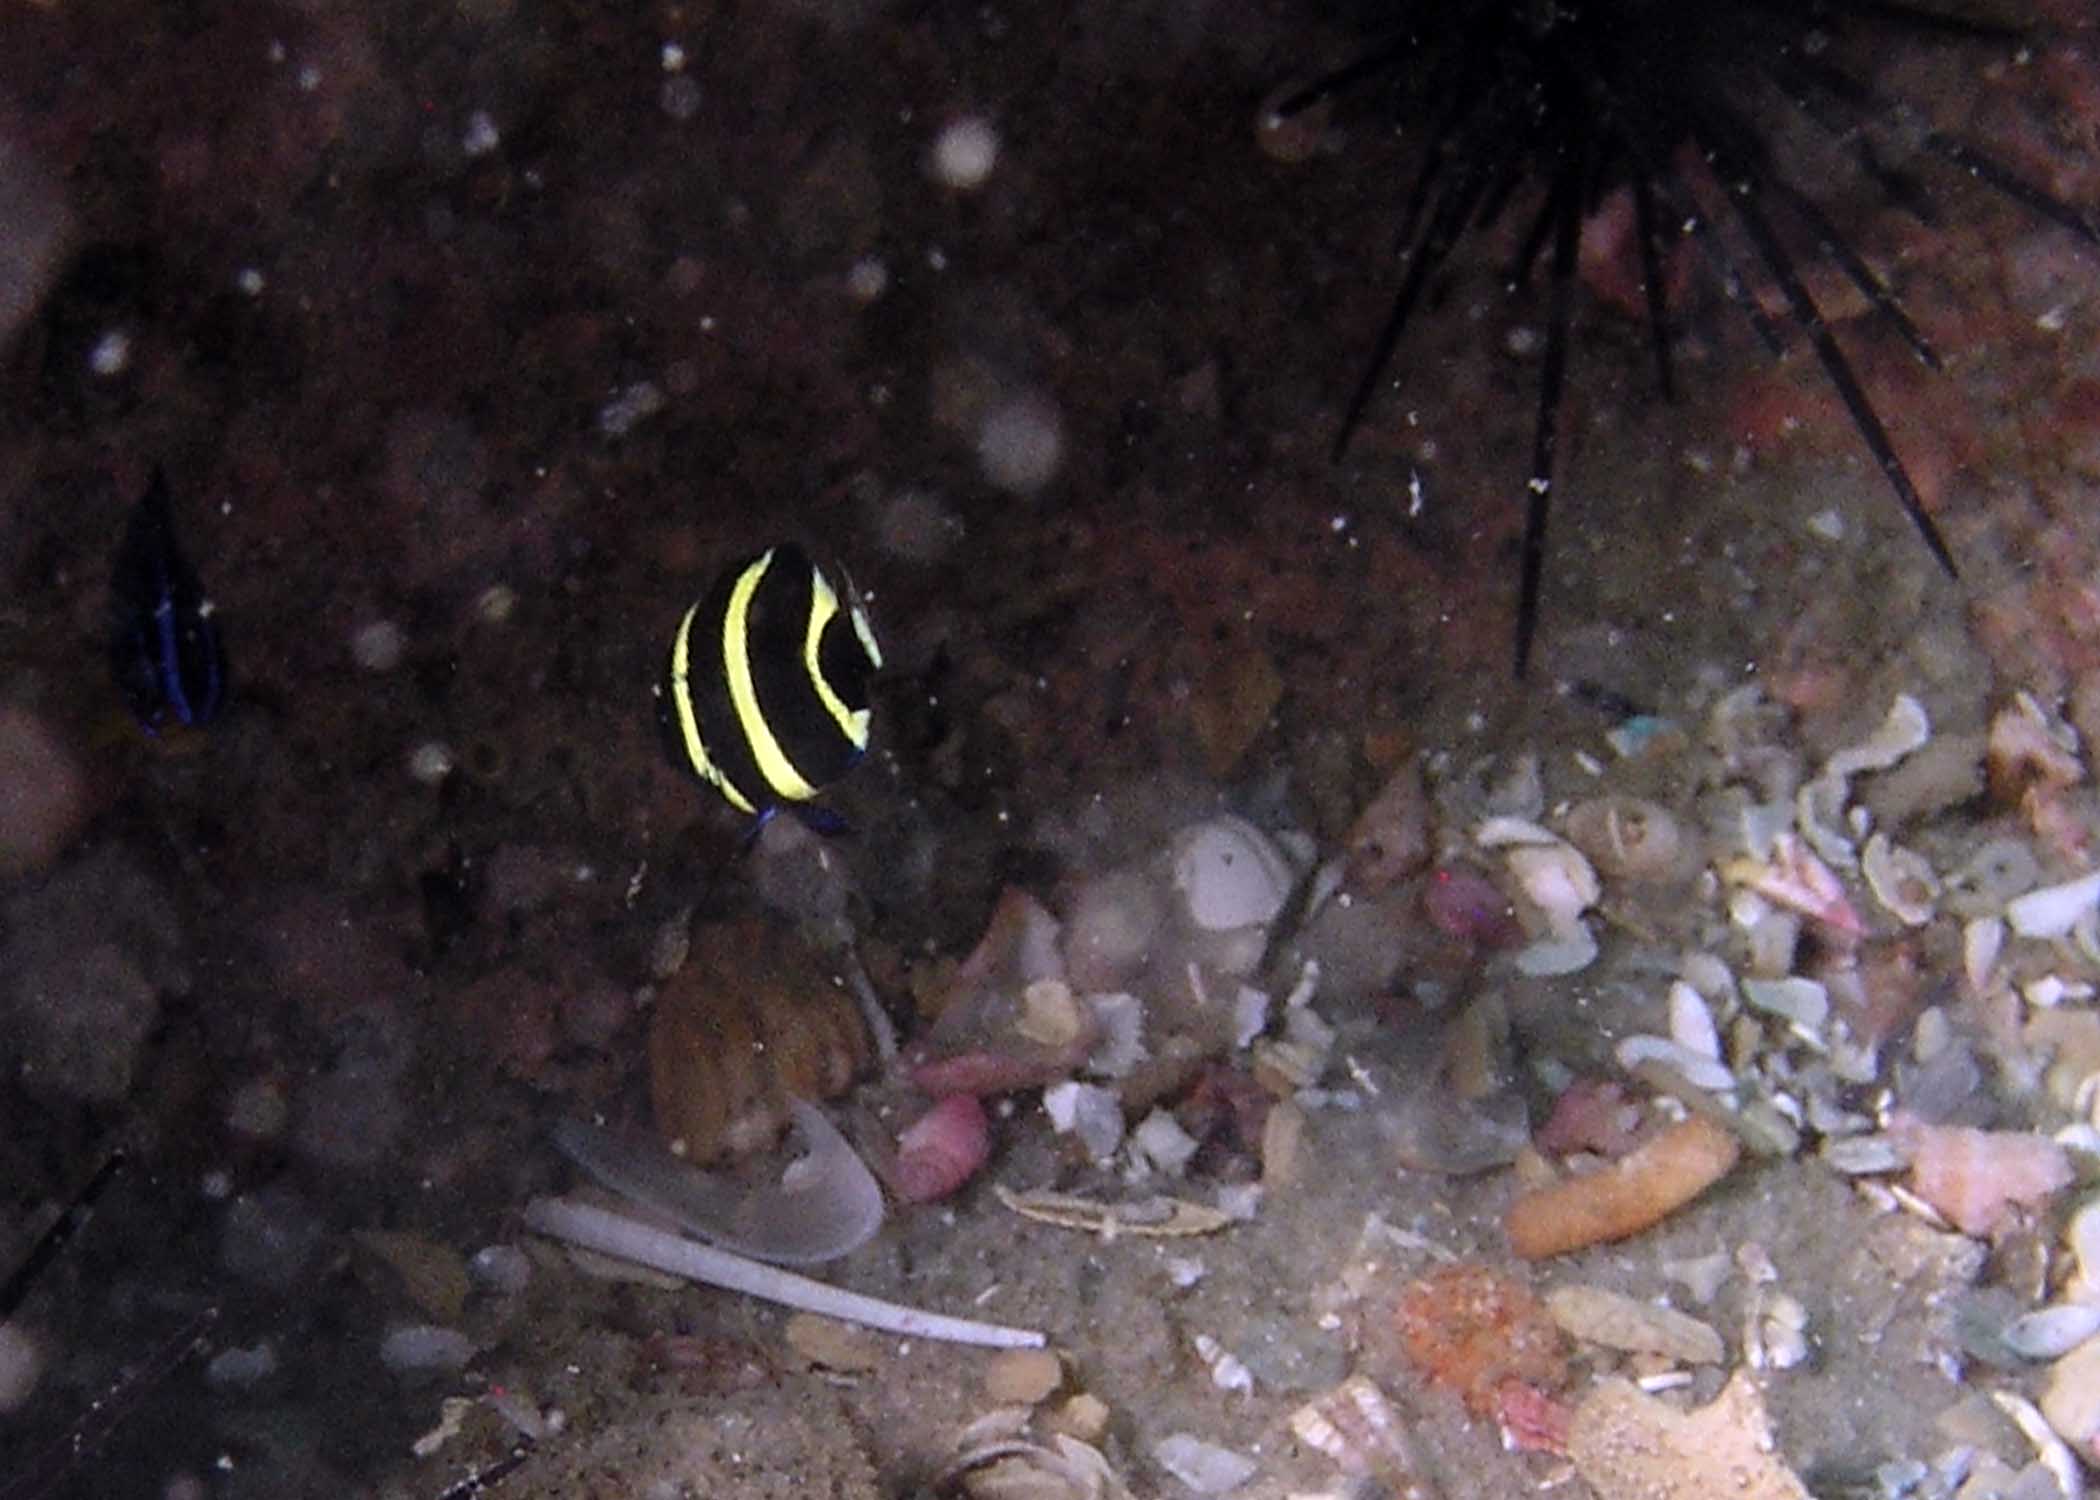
0,705,92,879
983,1347,1066,1406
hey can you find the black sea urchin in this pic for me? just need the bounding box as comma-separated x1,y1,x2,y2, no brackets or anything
1277,0,2099,673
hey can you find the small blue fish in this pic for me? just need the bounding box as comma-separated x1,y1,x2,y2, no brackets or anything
110,467,226,731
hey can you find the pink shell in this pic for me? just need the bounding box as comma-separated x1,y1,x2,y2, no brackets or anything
1892,1115,2073,1236
892,1094,991,1203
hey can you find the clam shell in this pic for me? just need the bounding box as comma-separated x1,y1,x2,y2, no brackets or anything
1562,796,1685,882
1862,833,1939,927
1171,815,1295,933
2068,1195,2100,1295
1740,975,1829,1033
1964,917,2005,993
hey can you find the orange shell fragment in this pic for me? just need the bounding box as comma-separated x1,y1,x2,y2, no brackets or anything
1505,1115,1741,1259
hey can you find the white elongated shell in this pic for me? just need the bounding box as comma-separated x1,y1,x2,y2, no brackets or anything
1740,975,1830,1032
1171,815,1296,933
1474,815,1559,849
1667,980,1722,1061
1615,1035,1736,1093
2068,1196,2100,1296
1965,917,2005,993
2008,869,2100,940
2005,1304,2100,1360
1862,833,1939,927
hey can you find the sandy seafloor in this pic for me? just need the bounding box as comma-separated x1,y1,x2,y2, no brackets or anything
5,2,2100,1498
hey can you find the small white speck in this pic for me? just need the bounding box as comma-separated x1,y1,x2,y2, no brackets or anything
846,256,889,302
462,111,500,157
1805,507,1845,541
88,329,131,377
235,267,266,296
660,41,686,71
977,393,1063,494
930,116,998,190
296,63,321,92
351,619,408,673
266,39,286,63
1407,468,1425,517
2037,303,2069,333
598,380,666,437
200,1169,233,1200
1329,513,1348,533
926,245,948,271
475,583,518,625
661,75,701,120
409,741,457,785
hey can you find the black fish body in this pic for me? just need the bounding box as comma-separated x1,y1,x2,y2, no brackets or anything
110,467,226,731
660,543,882,818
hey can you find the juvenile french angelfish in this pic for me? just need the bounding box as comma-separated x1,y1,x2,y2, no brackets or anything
658,543,883,825
110,467,227,732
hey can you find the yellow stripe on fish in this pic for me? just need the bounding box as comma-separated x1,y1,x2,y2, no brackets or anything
659,543,882,818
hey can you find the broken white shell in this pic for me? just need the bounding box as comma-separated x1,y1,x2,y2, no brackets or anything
1862,833,1939,928
1825,694,1932,781
1667,980,1722,1061
1616,1035,1736,1093
1504,842,1600,932
1963,917,2005,993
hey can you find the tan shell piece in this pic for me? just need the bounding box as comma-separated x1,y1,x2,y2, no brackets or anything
994,1185,1232,1239
1562,796,1685,882
649,918,871,1164
1568,1370,1812,1500
1861,833,1939,927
